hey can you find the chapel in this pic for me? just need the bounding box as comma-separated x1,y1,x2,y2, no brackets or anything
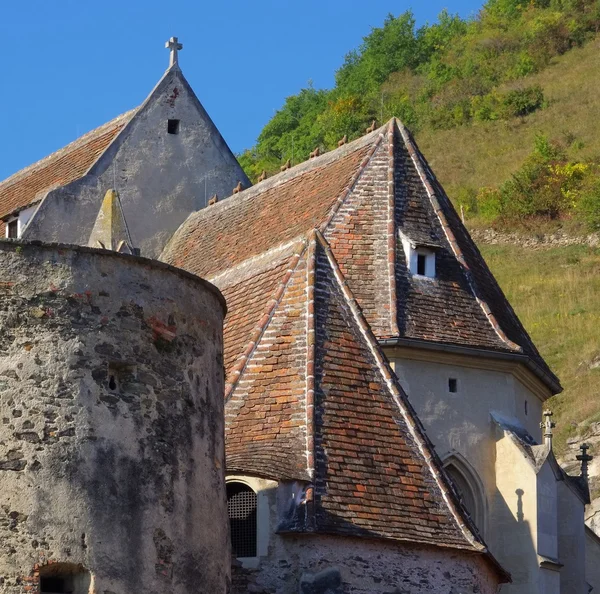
0,39,598,594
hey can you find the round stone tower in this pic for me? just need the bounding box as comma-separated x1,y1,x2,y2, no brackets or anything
0,241,228,594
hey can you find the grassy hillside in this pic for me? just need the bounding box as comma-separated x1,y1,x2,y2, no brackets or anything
480,242,600,453
418,34,600,214
239,1,600,230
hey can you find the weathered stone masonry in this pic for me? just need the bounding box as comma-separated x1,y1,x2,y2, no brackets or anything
0,241,229,594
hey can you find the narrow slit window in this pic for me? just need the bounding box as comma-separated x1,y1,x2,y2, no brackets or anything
417,253,427,276
525,400,528,416
167,119,180,135
449,378,458,393
227,482,257,558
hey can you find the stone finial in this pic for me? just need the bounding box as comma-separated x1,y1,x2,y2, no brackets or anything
208,194,218,206
366,120,377,134
257,170,267,183
280,159,291,172
577,443,593,480
165,36,183,68
540,409,556,449
309,147,321,159
338,135,347,147
233,181,244,194
88,189,137,255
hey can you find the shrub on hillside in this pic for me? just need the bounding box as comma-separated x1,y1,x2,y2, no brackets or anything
501,85,545,117
579,177,600,230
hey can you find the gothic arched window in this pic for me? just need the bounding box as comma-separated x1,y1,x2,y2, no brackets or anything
227,481,257,558
443,454,486,536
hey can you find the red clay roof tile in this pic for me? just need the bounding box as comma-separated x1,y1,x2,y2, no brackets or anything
0,111,134,227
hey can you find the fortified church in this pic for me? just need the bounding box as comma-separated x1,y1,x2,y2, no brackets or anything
0,39,598,594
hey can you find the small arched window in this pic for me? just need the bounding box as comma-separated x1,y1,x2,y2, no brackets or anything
227,481,257,558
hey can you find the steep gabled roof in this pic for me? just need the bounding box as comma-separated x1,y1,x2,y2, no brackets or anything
220,230,507,570
161,131,381,278
163,118,559,393
0,110,135,233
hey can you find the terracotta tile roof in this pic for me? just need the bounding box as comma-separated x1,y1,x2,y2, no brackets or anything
163,118,557,391
221,231,490,553
0,110,135,233
161,136,378,279
311,234,479,548
224,244,311,480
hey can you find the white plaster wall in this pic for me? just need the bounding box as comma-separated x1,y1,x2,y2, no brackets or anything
536,463,558,561
557,480,586,594
585,528,600,592
391,356,544,530
23,69,250,258
493,432,543,594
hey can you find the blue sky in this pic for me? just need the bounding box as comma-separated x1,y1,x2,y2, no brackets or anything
0,0,482,180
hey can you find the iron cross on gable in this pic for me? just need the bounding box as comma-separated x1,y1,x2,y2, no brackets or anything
165,37,183,67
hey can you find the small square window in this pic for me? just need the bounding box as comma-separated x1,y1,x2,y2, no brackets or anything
167,119,180,135
7,219,18,239
448,378,458,393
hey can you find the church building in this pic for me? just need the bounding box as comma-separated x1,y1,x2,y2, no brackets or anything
0,39,598,594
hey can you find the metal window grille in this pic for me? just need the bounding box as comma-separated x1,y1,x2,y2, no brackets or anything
227,482,257,558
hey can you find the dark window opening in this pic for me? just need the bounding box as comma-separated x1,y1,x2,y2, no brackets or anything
39,563,90,594
167,119,180,135
41,577,66,593
108,375,117,390
525,400,528,416
449,378,458,393
7,219,18,239
227,482,257,558
417,253,426,276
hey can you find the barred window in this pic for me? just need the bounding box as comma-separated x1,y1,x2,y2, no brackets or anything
227,482,257,557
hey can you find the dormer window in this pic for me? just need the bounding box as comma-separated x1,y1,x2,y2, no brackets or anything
399,232,438,279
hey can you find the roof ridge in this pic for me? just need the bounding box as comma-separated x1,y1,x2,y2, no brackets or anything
305,231,317,483
386,120,399,336
318,129,385,234
313,228,488,554
0,109,137,193
224,238,308,401
173,127,385,229
396,121,523,354
208,238,302,288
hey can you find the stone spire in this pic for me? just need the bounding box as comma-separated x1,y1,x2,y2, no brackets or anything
165,36,183,68
577,443,593,480
540,410,556,449
88,189,137,255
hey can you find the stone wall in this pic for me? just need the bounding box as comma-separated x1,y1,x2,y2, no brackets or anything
231,532,499,594
0,241,229,593
469,228,600,249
